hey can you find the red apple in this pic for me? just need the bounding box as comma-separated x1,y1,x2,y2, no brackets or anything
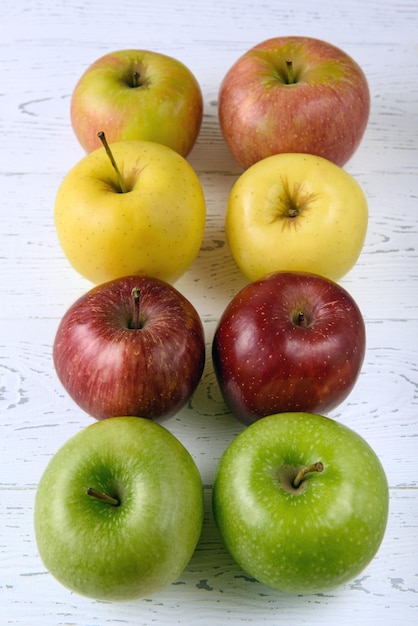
70,49,203,157
53,275,205,421
219,36,370,169
212,271,366,425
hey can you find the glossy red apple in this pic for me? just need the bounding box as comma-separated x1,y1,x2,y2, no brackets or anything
53,275,205,421
212,271,366,425
219,36,370,169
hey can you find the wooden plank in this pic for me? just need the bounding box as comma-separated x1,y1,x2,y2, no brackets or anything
1,0,417,623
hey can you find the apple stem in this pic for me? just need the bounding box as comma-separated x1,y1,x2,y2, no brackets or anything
293,462,324,489
97,131,127,193
130,287,142,330
86,487,120,507
285,60,295,85
132,71,141,88
297,312,308,328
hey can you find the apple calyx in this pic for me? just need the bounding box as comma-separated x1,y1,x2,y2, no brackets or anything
293,462,324,489
97,131,128,193
86,487,120,507
129,287,145,330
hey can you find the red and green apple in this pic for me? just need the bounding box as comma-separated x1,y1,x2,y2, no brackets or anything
71,48,203,157
219,36,370,169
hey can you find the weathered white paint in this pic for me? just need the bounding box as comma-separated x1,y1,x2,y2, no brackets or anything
1,0,417,624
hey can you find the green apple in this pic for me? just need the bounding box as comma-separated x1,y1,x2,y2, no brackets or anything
34,417,204,601
225,152,368,282
71,49,203,157
212,412,389,594
54,137,206,285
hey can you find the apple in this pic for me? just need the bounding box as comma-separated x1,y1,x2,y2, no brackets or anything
225,152,368,283
71,48,203,157
218,36,370,169
53,274,205,421
212,271,366,426
54,135,206,285
212,411,389,594
34,416,204,600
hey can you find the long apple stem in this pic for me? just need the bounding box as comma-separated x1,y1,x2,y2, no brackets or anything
97,131,127,193
86,487,120,507
293,462,323,489
130,287,142,329
285,60,295,84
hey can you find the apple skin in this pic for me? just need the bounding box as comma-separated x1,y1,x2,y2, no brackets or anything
219,36,370,169
53,275,206,421
212,411,389,594
34,417,204,601
225,152,368,283
71,49,203,157
54,139,206,285
212,271,366,426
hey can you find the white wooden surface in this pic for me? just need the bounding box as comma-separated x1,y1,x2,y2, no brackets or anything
1,0,417,623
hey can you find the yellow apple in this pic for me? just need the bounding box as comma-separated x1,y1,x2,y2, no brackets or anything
54,138,206,284
225,153,368,282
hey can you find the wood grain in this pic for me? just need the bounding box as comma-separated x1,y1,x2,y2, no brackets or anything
1,0,417,624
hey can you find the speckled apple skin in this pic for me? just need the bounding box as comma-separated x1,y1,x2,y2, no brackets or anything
212,412,389,594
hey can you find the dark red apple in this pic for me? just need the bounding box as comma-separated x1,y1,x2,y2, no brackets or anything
212,271,366,425
53,275,205,421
